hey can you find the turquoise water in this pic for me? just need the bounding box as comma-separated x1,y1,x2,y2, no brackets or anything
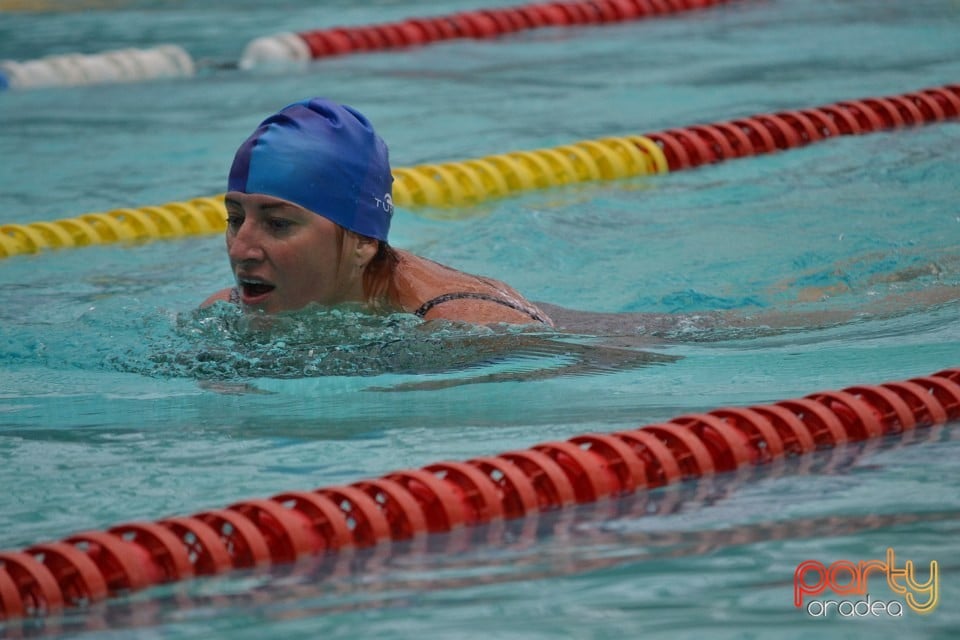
1,0,960,637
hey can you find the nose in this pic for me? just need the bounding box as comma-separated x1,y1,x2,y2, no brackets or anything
227,219,265,264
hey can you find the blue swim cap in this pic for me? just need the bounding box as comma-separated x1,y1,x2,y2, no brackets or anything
228,97,394,241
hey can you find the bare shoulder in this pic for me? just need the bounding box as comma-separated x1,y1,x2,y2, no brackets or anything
200,288,234,308
393,251,552,326
421,298,553,326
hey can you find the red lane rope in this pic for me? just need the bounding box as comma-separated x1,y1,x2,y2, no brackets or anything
646,85,960,171
292,0,735,60
1,367,957,621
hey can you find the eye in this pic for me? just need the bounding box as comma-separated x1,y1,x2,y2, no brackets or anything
267,217,293,232
226,213,244,231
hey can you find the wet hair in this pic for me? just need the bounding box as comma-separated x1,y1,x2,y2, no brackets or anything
363,240,400,306
333,226,400,307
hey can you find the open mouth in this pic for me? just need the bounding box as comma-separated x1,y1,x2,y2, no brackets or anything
238,278,275,303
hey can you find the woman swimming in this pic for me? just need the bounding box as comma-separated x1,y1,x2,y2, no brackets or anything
202,97,552,326
204,97,958,341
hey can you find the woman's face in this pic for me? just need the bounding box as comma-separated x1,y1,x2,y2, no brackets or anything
224,192,367,313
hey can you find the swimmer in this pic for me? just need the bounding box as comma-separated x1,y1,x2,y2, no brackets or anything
202,97,552,326
203,97,959,341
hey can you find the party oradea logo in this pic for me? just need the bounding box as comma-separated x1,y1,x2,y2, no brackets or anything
794,548,938,618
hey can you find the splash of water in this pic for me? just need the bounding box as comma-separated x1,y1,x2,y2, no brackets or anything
107,302,675,383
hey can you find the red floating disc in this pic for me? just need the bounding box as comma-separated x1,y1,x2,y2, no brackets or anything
425,461,505,524
195,509,272,569
0,551,64,616
26,541,108,606
109,521,195,583
708,406,785,462
749,404,816,455
158,517,233,576
467,456,540,518
497,449,577,509
228,499,324,563
806,390,884,440
315,485,393,546
271,491,353,552
532,441,614,502
0,564,25,620
352,478,429,539
843,385,917,434
63,531,151,592
670,413,754,471
643,423,716,477
384,469,466,532
774,399,847,448
568,433,648,494
612,429,683,487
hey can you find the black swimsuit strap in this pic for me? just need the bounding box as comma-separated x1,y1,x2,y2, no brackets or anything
414,292,549,324
228,286,546,324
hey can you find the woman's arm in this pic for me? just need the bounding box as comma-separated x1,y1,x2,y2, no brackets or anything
536,282,960,340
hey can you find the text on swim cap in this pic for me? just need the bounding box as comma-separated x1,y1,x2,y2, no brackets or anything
374,193,394,215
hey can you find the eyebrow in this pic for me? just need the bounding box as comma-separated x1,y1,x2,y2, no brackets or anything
223,198,299,214
259,202,300,213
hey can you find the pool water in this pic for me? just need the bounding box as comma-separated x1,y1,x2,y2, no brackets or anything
1,0,959,638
